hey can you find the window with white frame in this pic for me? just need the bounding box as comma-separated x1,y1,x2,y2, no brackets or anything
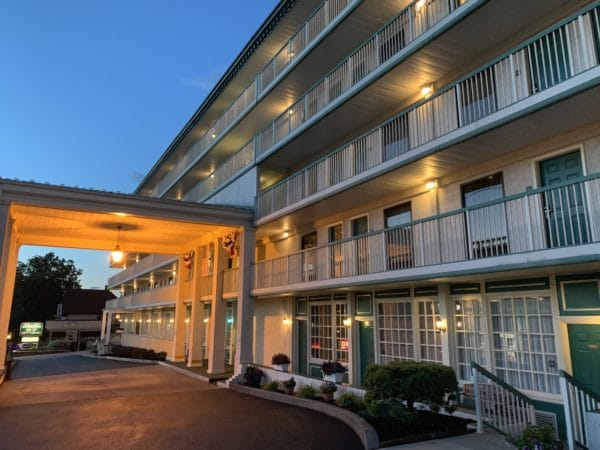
489,295,559,394
377,300,414,363
454,296,486,380
310,302,349,363
335,304,349,362
418,300,442,363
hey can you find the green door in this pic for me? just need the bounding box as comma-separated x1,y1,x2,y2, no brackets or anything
539,151,588,247
358,320,375,386
297,320,308,375
568,324,600,395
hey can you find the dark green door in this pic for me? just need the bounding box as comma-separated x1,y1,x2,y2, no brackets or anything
358,320,375,386
539,151,588,247
568,324,600,395
297,320,308,375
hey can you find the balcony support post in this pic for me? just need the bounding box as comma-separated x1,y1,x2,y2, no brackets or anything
207,238,228,374
187,248,205,367
233,227,256,376
170,255,187,362
0,204,19,371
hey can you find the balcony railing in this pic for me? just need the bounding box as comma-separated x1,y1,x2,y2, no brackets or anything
258,0,353,93
182,0,471,204
253,174,600,290
223,268,239,296
151,0,354,199
199,274,213,298
561,369,600,449
258,4,600,218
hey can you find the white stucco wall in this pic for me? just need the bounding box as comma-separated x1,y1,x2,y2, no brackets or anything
253,297,292,366
120,334,173,357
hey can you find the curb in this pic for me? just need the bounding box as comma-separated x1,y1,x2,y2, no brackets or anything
82,353,159,365
228,383,379,450
157,361,218,384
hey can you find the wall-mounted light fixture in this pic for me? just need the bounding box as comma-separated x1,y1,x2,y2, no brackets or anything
282,231,290,238
435,318,447,332
415,0,426,10
420,84,433,99
282,318,292,326
203,318,209,324
425,179,438,190
342,318,352,327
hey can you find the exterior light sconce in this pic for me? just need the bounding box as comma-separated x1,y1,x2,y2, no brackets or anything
435,319,447,332
415,0,426,11
211,132,216,139
115,314,121,320
420,84,433,99
203,318,209,324
425,179,438,190
288,109,294,115
282,231,290,238
184,318,190,324
342,318,352,327
111,225,124,264
210,173,215,178
6,332,12,340
282,318,292,326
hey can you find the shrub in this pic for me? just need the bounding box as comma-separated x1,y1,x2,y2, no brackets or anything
45,339,68,350
282,377,296,389
296,385,317,399
364,361,458,411
271,353,291,365
155,351,167,361
506,424,564,450
244,365,264,388
319,381,338,394
262,381,282,392
335,393,365,413
321,360,348,375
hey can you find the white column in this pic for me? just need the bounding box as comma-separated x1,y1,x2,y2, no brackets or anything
104,311,113,345
0,204,19,369
233,227,256,375
187,247,205,367
170,255,187,362
207,238,227,374
100,310,108,344
438,284,451,366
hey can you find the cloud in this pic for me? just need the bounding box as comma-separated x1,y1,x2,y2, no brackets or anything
180,68,225,91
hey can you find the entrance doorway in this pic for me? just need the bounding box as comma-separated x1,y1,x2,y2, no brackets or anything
358,319,375,386
225,301,237,366
568,324,600,394
539,151,589,247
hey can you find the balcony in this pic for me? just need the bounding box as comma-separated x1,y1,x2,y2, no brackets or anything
112,284,178,309
257,3,600,221
223,268,239,298
107,254,177,288
253,174,600,294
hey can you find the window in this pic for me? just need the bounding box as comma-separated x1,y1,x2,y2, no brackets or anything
352,216,368,236
310,301,349,363
301,232,318,281
489,295,559,394
455,296,486,381
462,173,508,258
328,224,343,278
418,300,442,363
377,300,414,363
384,203,413,269
301,231,317,250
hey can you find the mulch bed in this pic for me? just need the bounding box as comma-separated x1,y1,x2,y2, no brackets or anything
368,410,475,447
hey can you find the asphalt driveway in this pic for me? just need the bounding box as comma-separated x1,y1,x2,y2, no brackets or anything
0,353,362,450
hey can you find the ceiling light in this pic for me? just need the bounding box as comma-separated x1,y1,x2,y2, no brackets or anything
421,84,433,98
425,180,438,190
211,132,216,139
111,225,124,264
282,231,289,238
416,0,426,10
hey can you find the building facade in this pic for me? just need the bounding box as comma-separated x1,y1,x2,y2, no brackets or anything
103,0,600,438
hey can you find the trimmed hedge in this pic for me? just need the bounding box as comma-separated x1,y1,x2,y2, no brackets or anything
109,345,167,361
364,361,458,411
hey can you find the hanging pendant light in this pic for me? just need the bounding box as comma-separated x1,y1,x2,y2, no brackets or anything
111,225,124,264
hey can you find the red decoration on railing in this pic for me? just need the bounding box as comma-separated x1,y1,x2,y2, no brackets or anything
183,251,194,269
222,231,239,257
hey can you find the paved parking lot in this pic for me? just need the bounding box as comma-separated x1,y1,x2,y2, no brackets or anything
0,354,362,450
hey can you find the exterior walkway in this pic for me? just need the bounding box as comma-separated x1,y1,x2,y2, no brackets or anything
0,353,362,450
387,429,509,450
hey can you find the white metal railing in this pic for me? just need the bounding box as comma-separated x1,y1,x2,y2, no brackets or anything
199,274,213,297
472,362,537,436
253,174,600,289
149,79,257,197
222,268,239,295
561,369,600,450
256,0,469,159
258,3,600,217
258,0,353,93
184,141,255,201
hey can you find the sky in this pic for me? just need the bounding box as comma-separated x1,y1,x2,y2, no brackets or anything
1,0,279,288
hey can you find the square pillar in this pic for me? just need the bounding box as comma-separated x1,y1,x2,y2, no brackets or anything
186,247,206,366
207,238,228,374
104,311,113,345
234,227,255,375
170,255,187,362
0,205,19,369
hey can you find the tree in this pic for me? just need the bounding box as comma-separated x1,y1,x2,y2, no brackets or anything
9,252,82,334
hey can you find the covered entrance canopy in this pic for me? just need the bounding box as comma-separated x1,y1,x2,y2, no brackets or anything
0,178,254,371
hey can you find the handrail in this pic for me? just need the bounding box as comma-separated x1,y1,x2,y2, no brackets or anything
257,172,600,264
472,362,534,404
560,369,600,401
257,2,600,217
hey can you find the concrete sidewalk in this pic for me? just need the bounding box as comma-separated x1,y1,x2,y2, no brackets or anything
386,428,510,449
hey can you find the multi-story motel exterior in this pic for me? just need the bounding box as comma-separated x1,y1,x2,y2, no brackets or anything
102,0,600,439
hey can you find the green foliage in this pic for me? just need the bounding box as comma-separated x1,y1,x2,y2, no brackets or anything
364,362,458,412
296,384,317,399
10,253,82,334
44,339,68,350
262,381,282,392
271,353,291,365
282,377,296,388
335,393,365,413
319,381,337,394
321,360,347,375
365,399,416,422
506,424,564,450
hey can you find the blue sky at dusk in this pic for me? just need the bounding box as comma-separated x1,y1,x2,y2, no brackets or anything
2,1,278,288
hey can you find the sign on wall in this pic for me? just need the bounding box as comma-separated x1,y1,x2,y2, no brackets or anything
19,322,44,336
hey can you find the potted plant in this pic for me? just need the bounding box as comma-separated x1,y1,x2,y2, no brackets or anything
319,381,337,401
244,365,264,388
271,353,291,372
282,377,296,395
321,360,347,383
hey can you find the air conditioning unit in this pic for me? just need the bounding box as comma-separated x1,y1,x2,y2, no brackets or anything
535,410,559,438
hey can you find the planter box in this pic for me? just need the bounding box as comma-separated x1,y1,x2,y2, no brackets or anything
322,371,344,383
272,363,289,372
